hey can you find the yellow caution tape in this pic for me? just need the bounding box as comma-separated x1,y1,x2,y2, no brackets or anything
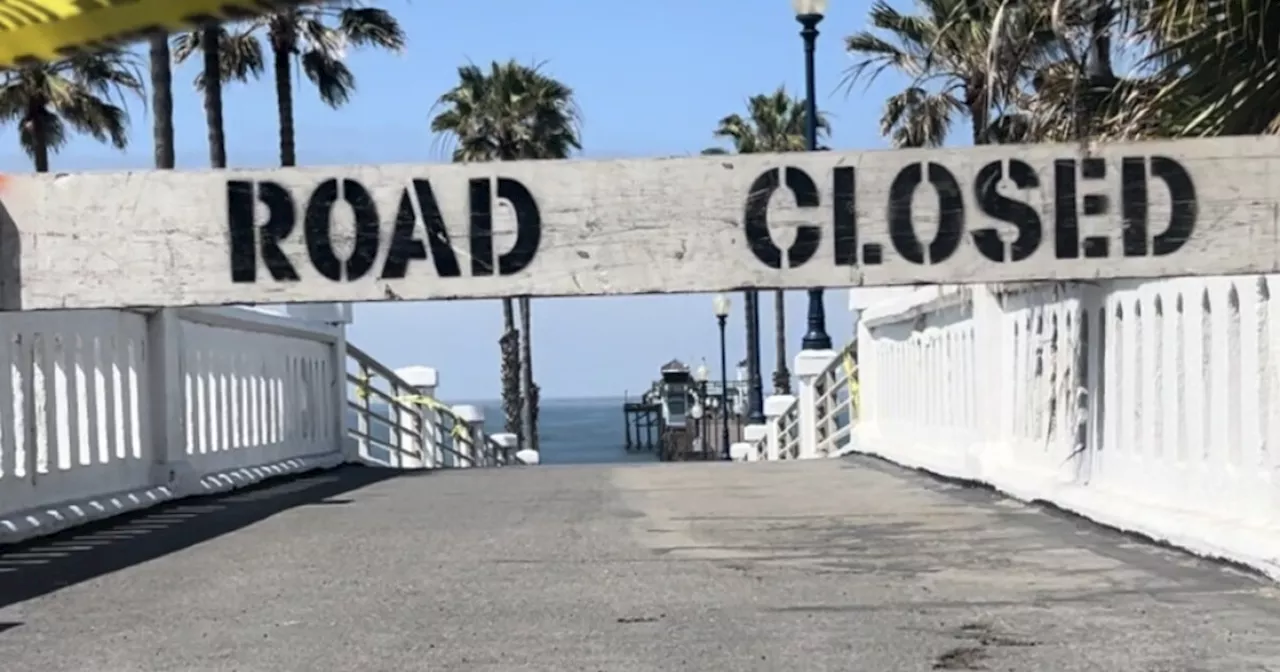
352,370,466,441
394,393,468,441
0,0,313,69
354,370,373,401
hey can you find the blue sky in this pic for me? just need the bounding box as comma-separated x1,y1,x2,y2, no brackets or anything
0,0,922,401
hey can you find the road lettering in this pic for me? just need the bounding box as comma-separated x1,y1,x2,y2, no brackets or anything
743,155,1198,269
226,176,542,284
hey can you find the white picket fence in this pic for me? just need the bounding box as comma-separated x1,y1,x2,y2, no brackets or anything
0,306,511,545
736,276,1280,577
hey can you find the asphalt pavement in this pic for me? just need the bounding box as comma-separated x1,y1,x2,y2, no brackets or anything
0,456,1276,671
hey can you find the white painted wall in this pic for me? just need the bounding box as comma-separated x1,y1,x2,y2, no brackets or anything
851,277,1280,579
847,287,918,312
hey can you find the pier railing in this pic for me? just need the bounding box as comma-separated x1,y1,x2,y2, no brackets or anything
737,340,858,462
346,343,511,469
0,306,512,546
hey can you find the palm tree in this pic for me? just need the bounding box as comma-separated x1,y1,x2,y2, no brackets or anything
173,25,266,168
265,4,404,166
430,60,582,451
1122,0,1270,136
177,3,406,168
710,86,830,396
843,0,1057,147
0,50,144,173
519,295,536,452
974,0,1280,142
972,0,1142,142
150,33,176,169
173,25,263,168
1047,0,1272,140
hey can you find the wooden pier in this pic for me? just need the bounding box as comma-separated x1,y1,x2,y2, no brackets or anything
623,396,662,453
622,360,746,462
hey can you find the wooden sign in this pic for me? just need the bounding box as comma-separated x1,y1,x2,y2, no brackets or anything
0,136,1273,311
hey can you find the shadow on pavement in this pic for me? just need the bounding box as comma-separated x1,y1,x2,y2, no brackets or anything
0,465,401,610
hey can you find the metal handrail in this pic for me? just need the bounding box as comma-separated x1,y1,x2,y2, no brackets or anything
777,404,802,459
813,340,858,457
345,343,505,468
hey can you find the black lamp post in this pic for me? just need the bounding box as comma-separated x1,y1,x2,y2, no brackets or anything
713,294,734,459
795,0,832,352
743,290,765,424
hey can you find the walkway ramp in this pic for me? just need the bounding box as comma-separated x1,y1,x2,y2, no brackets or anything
1,458,1277,671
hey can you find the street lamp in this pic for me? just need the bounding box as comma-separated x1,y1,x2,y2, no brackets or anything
691,359,709,451
794,0,833,352
744,291,765,425
713,294,733,460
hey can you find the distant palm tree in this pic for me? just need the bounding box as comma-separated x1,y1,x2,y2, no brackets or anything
176,3,405,167
711,86,830,396
430,60,581,450
0,50,144,172
173,25,262,168
264,4,404,166
431,60,582,161
843,0,1056,146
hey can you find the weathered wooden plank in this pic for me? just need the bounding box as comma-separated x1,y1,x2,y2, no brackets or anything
1,136,1277,311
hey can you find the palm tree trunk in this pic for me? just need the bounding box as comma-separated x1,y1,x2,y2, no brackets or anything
150,33,175,170
271,38,296,167
529,381,541,453
31,140,49,173
772,289,790,394
29,114,49,173
1081,2,1118,139
201,26,227,169
968,89,990,146
1086,2,1116,83
969,109,985,145
518,296,536,453
25,103,49,173
500,298,521,436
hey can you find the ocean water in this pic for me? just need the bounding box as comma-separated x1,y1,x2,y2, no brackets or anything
470,397,657,465
349,397,656,465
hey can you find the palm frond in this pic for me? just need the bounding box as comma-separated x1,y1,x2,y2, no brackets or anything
845,0,1059,144
0,52,143,167
301,49,355,107
880,86,957,147
429,59,581,162
712,86,829,154
338,7,406,51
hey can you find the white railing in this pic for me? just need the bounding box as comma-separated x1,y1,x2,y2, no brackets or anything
851,278,1280,579
742,340,858,463
0,306,346,543
0,309,152,522
180,308,341,479
812,341,859,457
775,400,801,459
345,344,512,469
0,306,511,546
